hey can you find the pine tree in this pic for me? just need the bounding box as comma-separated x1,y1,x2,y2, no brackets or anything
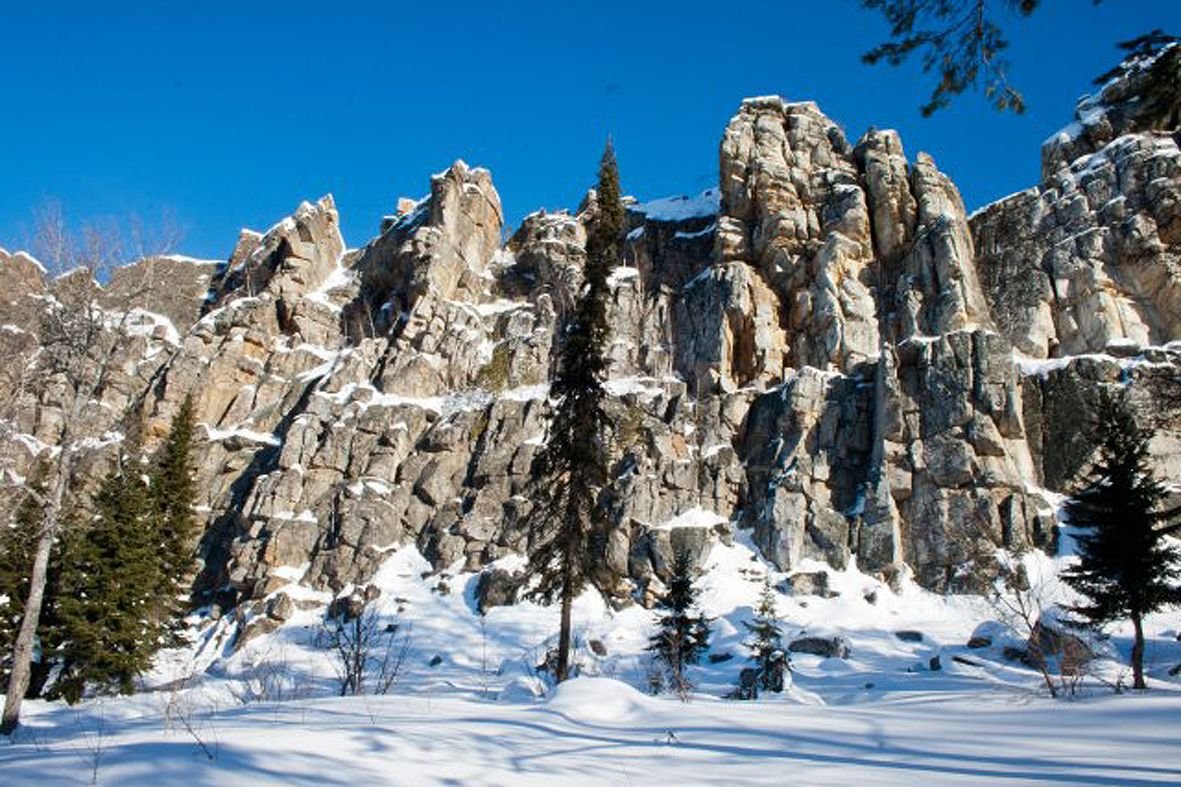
1062,392,1181,690
54,451,165,701
526,141,623,683
0,465,66,698
741,577,787,697
0,489,41,666
647,550,711,700
148,395,199,638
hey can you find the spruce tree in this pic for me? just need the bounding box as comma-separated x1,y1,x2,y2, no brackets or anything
526,141,622,683
0,489,41,665
1062,392,1181,690
148,395,199,638
55,451,164,701
742,577,787,696
647,549,711,700
0,465,65,698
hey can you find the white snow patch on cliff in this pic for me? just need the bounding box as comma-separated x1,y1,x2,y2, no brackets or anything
632,188,720,222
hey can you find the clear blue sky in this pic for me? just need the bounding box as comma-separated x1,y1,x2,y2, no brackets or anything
2,1,1178,260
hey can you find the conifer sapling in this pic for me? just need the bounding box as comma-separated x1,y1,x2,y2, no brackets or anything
647,549,711,700
740,577,787,698
1061,391,1181,690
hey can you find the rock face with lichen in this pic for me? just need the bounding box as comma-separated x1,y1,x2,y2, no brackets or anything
1,51,1178,615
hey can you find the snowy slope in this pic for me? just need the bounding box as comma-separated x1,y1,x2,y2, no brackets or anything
2,527,1181,779
3,532,1181,784
5,680,1181,786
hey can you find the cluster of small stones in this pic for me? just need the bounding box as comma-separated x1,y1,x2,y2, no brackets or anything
1,72,1178,620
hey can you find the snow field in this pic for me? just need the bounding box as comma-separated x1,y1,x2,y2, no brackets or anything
3,532,1180,784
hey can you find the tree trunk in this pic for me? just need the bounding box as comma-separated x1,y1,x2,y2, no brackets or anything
556,548,574,683
2,500,61,732
1131,613,1146,690
2,441,70,735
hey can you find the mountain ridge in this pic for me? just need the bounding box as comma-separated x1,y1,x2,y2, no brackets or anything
1,68,1178,624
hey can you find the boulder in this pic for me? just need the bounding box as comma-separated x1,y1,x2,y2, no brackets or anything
475,568,521,614
789,636,851,659
782,571,838,598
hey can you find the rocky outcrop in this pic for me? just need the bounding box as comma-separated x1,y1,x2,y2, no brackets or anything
974,133,1181,358
2,52,1178,611
975,42,1181,360
972,52,1181,512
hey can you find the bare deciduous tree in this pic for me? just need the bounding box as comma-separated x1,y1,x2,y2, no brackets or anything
1,204,179,734
318,606,412,697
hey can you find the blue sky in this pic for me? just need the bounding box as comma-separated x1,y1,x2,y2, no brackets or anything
2,2,1178,260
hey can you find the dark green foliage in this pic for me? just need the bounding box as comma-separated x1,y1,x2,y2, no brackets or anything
1062,392,1181,689
51,400,201,701
0,466,65,697
526,142,623,682
148,395,199,636
647,550,711,699
860,0,1039,116
54,452,164,702
739,578,787,698
0,488,42,661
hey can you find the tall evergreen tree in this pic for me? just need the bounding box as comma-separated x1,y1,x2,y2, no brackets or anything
526,142,623,683
54,451,164,701
1062,392,1181,690
148,395,199,638
0,487,43,666
0,466,66,697
742,577,787,696
647,550,711,700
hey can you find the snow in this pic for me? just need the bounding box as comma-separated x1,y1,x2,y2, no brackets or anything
501,383,550,402
631,188,720,223
3,523,1180,784
6,682,1181,785
684,264,718,290
675,223,716,240
202,425,281,447
0,249,48,273
295,348,348,382
319,383,510,418
124,307,181,346
607,265,640,287
648,507,728,531
700,443,730,460
159,253,223,267
271,509,317,524
1044,119,1085,148
471,299,525,317
12,432,58,457
303,263,355,310
967,187,1037,222
1013,345,1180,378
604,376,666,399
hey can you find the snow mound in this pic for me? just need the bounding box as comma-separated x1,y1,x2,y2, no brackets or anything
497,675,546,703
543,677,652,723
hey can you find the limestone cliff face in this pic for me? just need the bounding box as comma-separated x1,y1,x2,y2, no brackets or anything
1,63,1178,614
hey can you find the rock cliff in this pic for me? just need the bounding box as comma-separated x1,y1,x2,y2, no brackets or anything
2,53,1178,615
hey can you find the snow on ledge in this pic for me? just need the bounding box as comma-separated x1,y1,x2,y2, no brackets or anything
607,266,639,287
647,507,728,531
202,425,281,446
631,188,720,223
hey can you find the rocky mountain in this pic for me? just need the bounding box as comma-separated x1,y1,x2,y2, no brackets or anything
2,55,1178,625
